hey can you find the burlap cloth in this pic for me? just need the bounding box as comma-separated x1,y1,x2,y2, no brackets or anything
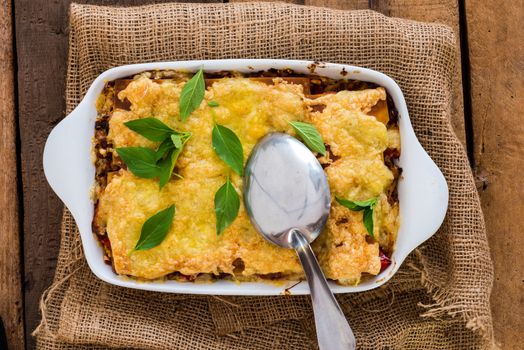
35,2,497,349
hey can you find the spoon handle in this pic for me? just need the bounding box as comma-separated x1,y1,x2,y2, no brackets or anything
293,231,356,350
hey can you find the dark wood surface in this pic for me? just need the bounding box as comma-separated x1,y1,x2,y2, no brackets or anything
0,1,24,349
465,0,524,346
1,0,520,349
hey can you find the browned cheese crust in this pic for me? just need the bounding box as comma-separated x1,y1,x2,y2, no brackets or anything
92,69,400,285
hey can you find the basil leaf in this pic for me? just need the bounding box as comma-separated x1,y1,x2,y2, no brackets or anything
363,207,374,238
207,101,219,107
158,133,191,188
158,149,174,189
336,197,366,211
124,118,175,142
214,179,240,235
179,68,205,121
212,123,244,176
116,147,159,178
155,138,175,161
134,205,175,250
336,196,377,238
289,121,326,156
353,198,378,208
336,197,377,211
158,148,183,189
171,134,183,149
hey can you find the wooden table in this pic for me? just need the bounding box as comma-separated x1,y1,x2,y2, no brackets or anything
0,0,521,349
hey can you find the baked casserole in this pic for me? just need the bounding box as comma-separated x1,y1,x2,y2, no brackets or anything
91,69,401,286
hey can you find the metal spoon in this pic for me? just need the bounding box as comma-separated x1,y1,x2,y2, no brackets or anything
243,133,356,350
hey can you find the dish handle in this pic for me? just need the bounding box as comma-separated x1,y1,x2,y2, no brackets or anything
43,102,96,230
396,140,449,257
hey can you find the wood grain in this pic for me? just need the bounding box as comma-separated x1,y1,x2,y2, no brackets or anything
0,0,24,350
15,1,71,345
13,1,221,348
466,0,524,348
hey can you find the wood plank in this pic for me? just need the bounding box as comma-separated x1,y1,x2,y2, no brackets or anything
0,0,24,350
15,1,71,346
13,1,222,348
465,1,524,348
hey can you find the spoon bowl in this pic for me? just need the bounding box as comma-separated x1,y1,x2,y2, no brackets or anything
244,133,356,350
243,133,330,248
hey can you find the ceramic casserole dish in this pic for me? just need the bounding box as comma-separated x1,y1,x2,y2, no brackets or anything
43,59,448,295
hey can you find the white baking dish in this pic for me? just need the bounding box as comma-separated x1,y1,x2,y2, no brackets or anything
43,59,448,295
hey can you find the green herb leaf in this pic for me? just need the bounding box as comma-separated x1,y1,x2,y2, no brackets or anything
118,130,190,187
158,147,184,189
336,197,377,238
336,197,366,211
134,205,175,250
179,68,205,121
116,147,159,178
363,207,374,238
124,118,175,142
171,134,183,148
214,179,240,235
157,149,176,188
352,198,378,208
212,123,244,176
335,197,377,211
207,101,219,107
158,133,191,189
289,121,326,156
155,138,175,161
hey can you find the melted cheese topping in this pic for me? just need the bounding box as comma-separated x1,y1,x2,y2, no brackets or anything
95,76,400,285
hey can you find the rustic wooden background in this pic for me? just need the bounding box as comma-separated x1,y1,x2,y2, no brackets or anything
0,0,521,349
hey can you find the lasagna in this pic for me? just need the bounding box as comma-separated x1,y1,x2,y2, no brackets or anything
92,69,401,286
